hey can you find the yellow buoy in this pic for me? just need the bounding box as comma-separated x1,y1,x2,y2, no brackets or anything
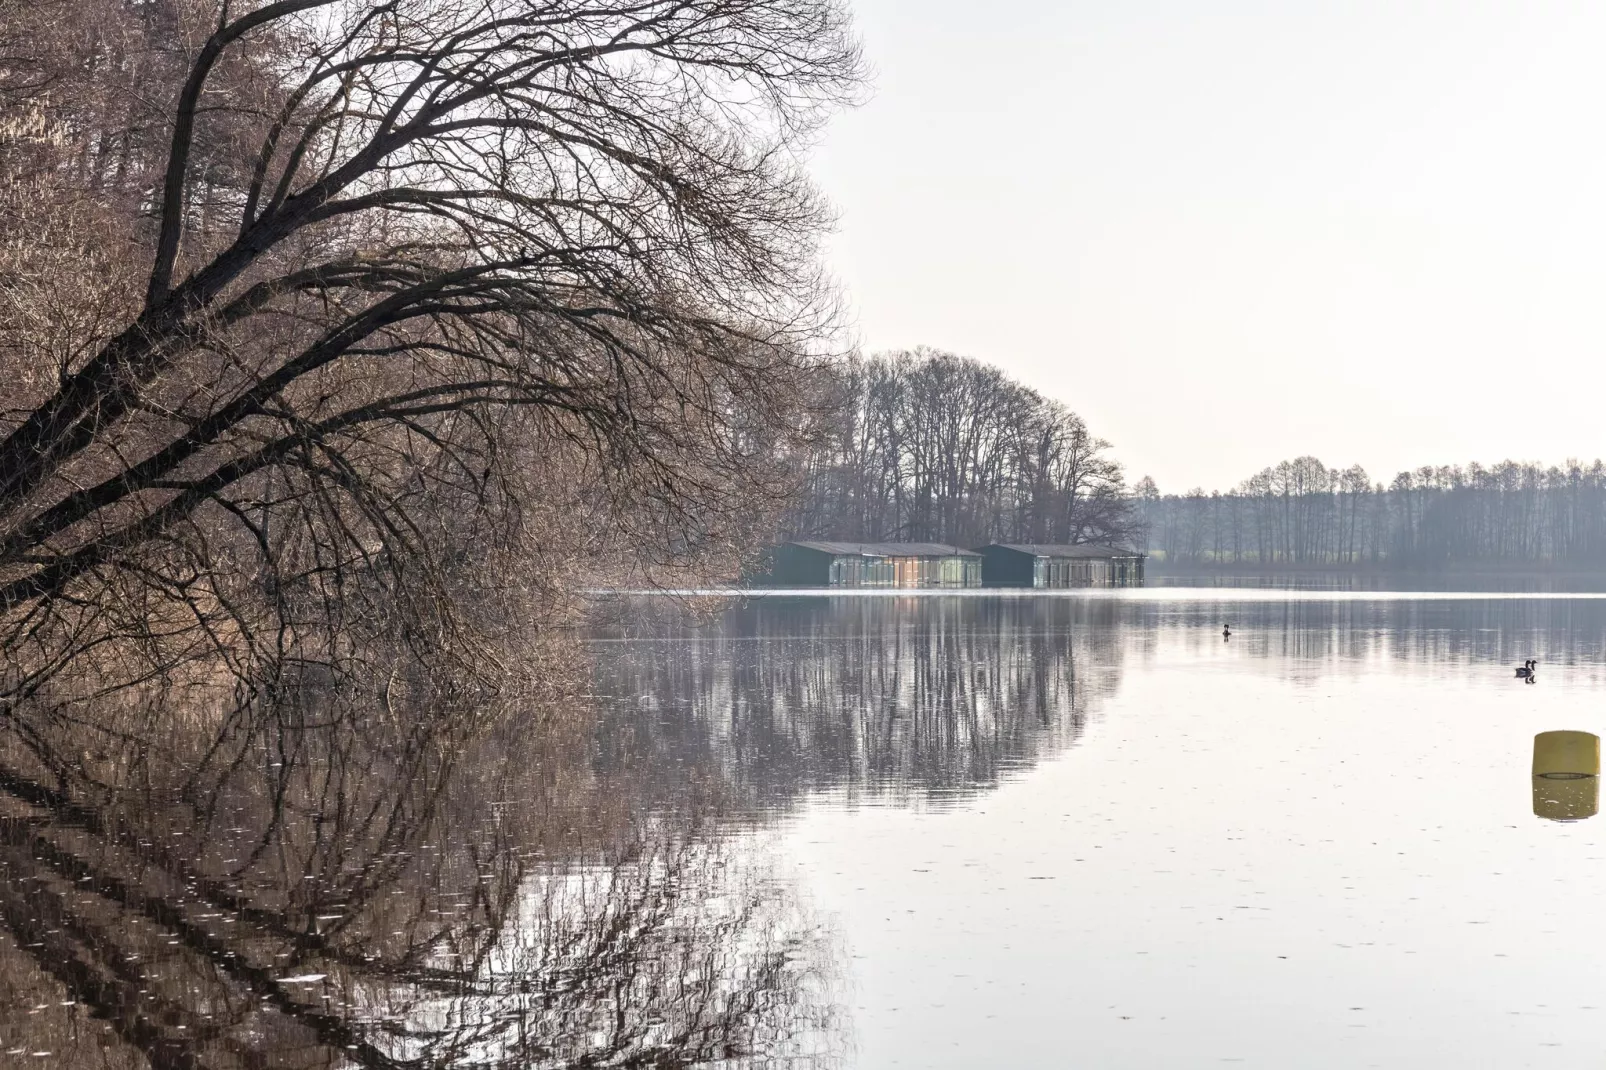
1532,730,1600,779
1534,775,1600,821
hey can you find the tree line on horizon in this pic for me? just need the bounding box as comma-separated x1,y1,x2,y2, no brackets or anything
777,346,1606,571
782,348,1139,549
1138,457,1606,569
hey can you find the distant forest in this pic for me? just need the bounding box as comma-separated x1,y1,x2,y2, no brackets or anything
1139,458,1606,569
780,350,1606,571
783,349,1135,547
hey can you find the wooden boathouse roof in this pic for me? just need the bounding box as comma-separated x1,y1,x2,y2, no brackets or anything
786,541,981,558
982,543,1145,559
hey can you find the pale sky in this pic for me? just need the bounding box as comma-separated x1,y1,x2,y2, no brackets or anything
810,0,1606,492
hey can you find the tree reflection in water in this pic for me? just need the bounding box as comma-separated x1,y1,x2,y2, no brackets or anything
0,594,1137,1065
0,660,841,1067
590,596,1132,812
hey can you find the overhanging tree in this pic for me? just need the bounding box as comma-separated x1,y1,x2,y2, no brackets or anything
0,0,864,710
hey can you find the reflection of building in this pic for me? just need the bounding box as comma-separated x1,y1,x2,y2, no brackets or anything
590,596,1130,808
771,541,982,588
976,544,1146,588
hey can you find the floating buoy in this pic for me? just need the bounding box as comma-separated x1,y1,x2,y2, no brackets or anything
1533,730,1600,779
1534,775,1599,821
1532,731,1600,821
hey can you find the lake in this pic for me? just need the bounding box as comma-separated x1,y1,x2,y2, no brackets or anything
589,590,1606,1068
5,588,1606,1067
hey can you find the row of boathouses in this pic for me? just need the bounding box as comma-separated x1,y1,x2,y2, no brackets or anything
770,541,1145,589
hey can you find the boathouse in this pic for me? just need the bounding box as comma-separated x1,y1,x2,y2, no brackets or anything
975,544,1146,588
771,542,983,588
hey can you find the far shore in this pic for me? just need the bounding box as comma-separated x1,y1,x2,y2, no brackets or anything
1151,562,1606,578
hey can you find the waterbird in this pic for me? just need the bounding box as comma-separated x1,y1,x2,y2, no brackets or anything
1516,658,1538,679
1222,623,1232,639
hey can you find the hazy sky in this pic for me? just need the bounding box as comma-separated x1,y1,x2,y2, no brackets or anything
809,1,1606,492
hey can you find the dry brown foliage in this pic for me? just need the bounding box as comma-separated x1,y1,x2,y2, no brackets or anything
0,0,863,716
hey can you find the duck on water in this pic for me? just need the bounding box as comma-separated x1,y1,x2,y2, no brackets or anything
1516,659,1538,680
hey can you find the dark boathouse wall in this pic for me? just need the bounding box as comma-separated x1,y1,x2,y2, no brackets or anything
978,545,1038,587
769,542,1144,589
771,543,834,587
975,544,1148,589
769,542,983,588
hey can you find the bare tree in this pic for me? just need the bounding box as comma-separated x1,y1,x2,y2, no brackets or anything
0,0,865,710
791,348,1136,547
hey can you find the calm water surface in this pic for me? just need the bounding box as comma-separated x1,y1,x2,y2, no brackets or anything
591,591,1606,1068
6,590,1606,1067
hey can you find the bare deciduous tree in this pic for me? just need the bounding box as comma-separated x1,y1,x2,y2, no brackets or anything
0,0,864,711
789,348,1136,547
